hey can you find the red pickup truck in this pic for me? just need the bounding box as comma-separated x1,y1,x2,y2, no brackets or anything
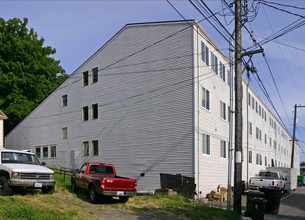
71,162,137,203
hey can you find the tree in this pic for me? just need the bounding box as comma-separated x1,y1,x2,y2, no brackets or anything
0,18,68,135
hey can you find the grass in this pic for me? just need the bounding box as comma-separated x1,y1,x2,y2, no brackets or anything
0,172,240,220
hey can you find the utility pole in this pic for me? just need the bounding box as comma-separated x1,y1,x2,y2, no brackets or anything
234,0,243,214
291,104,305,168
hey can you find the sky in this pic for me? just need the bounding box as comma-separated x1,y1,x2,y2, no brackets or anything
1,0,305,161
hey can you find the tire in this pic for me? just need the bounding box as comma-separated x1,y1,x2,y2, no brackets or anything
0,176,12,196
42,185,55,194
71,179,78,193
119,196,129,203
89,186,99,203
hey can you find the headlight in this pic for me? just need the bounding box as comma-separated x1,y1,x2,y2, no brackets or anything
11,171,20,179
49,174,54,180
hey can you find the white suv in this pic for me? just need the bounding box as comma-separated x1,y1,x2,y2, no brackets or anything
0,149,55,196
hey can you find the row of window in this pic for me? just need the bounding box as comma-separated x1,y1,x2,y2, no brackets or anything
83,67,98,87
202,133,289,166
202,86,230,122
202,133,227,158
248,93,267,121
35,145,56,158
83,140,99,156
202,42,230,85
248,150,289,168
83,104,98,121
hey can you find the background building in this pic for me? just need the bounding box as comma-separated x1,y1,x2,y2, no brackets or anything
5,20,300,196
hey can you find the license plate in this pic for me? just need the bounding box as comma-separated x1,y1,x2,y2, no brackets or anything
116,191,124,196
34,183,42,188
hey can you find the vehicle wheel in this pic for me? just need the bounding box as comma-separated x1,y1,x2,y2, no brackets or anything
89,186,99,203
119,196,129,203
42,185,55,194
0,176,12,196
71,179,78,193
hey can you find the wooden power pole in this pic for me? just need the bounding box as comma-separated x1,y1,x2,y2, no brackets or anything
234,0,243,214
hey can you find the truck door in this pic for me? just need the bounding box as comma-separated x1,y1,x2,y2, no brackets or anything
75,164,88,189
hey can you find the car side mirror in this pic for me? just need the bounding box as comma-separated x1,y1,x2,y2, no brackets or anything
41,162,46,166
81,170,85,174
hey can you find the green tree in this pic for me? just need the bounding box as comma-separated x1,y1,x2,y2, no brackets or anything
0,18,68,134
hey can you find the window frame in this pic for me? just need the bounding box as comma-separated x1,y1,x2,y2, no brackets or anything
220,140,226,158
83,141,89,156
83,71,89,87
202,86,210,110
92,67,98,84
62,94,68,107
92,103,98,120
202,133,210,155
92,140,99,156
83,106,89,121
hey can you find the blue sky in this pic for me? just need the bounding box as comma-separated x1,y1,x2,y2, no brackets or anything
1,0,305,162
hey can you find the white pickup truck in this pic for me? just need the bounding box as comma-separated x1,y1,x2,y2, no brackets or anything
0,149,55,196
249,170,285,190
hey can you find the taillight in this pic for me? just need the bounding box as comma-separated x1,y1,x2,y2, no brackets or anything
249,179,251,184
135,181,137,189
272,181,274,186
101,179,105,189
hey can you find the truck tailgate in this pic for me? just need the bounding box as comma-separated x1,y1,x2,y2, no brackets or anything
103,177,136,191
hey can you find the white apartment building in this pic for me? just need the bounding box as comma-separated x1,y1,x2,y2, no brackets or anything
5,20,300,196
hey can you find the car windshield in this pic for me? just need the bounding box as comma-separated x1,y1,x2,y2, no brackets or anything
89,165,114,174
1,152,41,165
259,171,278,178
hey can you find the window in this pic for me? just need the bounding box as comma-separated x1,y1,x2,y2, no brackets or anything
51,146,56,158
92,103,98,119
202,133,210,155
249,151,252,163
248,94,251,106
248,122,252,135
220,101,226,120
202,87,210,110
259,105,261,116
227,70,231,86
259,154,262,165
92,140,99,156
265,134,267,144
220,140,226,158
62,95,68,107
201,42,209,65
62,127,68,139
265,156,267,166
219,62,225,82
256,127,259,139
256,153,259,165
252,97,255,109
83,141,89,156
256,101,258,113
83,71,89,87
83,106,89,121
211,52,218,74
35,147,41,158
92,67,98,83
43,146,48,158
270,137,272,147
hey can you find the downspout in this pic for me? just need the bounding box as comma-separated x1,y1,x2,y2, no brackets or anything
197,25,201,198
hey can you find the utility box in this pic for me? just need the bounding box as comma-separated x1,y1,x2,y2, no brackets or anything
266,167,298,191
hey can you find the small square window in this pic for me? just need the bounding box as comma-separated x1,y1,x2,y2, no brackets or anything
92,67,98,83
83,71,89,87
62,127,68,139
62,95,68,107
83,106,89,121
51,146,56,158
43,146,48,158
92,104,98,119
92,140,98,156
83,141,89,156
35,146,41,158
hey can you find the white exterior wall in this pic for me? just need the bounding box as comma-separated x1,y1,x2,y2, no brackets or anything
5,21,195,192
193,22,300,196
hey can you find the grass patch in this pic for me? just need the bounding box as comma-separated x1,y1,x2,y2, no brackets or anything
0,171,240,220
